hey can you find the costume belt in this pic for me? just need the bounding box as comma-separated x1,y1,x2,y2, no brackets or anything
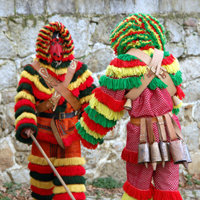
130,112,191,169
37,111,76,119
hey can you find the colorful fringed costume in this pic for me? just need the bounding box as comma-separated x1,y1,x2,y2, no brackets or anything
75,14,186,200
15,22,95,200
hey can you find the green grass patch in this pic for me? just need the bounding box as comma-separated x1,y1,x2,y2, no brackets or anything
91,177,123,189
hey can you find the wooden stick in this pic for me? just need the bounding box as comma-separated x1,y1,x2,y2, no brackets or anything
30,134,76,200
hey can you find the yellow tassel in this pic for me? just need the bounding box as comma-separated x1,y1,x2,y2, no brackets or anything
79,94,94,104
106,65,147,78
80,118,104,139
90,96,124,121
15,91,36,104
54,157,86,167
53,184,86,194
163,58,180,74
21,71,54,95
68,70,92,90
28,155,55,166
173,101,183,109
15,112,37,126
30,177,54,189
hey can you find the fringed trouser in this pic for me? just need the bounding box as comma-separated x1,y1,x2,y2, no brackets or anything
28,139,86,200
121,161,182,200
121,122,183,200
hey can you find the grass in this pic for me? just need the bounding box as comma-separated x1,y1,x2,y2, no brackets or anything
91,177,123,189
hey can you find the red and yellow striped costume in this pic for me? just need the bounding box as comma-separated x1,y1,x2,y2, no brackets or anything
15,22,95,200
75,14,185,200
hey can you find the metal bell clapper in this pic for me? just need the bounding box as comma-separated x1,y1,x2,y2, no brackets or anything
150,142,162,170
124,99,132,110
169,140,187,166
159,141,170,167
138,143,150,168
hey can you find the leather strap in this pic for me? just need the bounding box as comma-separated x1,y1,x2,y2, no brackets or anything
131,117,158,126
125,48,176,100
51,117,65,149
37,111,76,119
139,118,147,144
157,115,167,142
146,118,155,144
164,113,178,141
32,60,81,111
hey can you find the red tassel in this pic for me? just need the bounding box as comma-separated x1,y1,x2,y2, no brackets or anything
74,129,98,149
121,148,138,164
56,165,86,176
93,87,125,112
28,163,52,174
15,99,35,112
53,192,86,200
82,112,112,136
15,118,37,130
31,185,53,196
153,189,183,200
123,181,152,200
176,85,185,100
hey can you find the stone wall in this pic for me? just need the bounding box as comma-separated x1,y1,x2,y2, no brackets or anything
0,0,200,184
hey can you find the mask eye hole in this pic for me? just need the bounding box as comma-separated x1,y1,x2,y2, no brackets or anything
51,42,55,45
53,53,56,56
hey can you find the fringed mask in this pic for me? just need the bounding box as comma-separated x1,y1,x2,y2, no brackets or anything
36,21,75,65
49,32,64,62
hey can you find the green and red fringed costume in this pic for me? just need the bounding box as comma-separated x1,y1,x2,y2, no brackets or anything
15,22,95,200
75,14,185,200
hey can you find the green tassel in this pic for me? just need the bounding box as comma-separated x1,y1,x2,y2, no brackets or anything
15,106,35,119
148,77,167,90
53,176,86,186
16,124,38,144
99,75,142,91
71,64,87,82
85,106,116,128
172,108,180,115
79,84,96,99
76,122,102,145
17,83,33,94
169,71,182,86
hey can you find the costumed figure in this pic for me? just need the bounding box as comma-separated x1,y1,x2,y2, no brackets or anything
14,21,96,200
74,14,190,200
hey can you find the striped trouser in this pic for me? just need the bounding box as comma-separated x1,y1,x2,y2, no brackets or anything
28,139,86,200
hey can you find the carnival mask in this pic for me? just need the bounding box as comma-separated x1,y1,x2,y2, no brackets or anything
49,32,64,62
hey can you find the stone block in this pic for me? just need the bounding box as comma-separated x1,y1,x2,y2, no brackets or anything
186,34,200,55
16,0,44,15
1,88,16,104
0,60,17,90
165,43,184,58
188,151,200,175
0,0,14,17
77,0,105,14
194,102,200,122
9,168,30,184
165,19,184,43
47,0,75,15
9,18,45,58
48,15,91,57
15,152,30,165
182,80,200,103
180,57,200,83
109,0,135,14
182,122,199,152
14,140,31,152
83,43,115,72
0,140,14,171
90,15,123,45
134,0,159,14
0,172,11,183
